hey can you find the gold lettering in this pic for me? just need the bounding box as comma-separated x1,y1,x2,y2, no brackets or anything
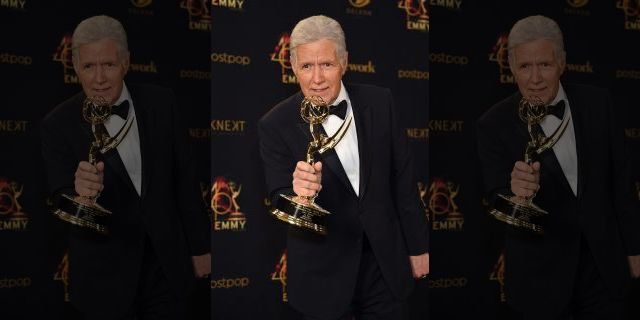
428,120,464,132
0,120,27,132
210,120,246,132
625,128,640,139
406,128,429,139
282,74,299,84
0,219,28,230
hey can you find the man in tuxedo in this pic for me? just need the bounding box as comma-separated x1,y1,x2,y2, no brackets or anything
41,15,210,319
258,15,429,320
477,15,640,319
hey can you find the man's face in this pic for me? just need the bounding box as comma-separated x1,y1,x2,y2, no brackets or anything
74,38,129,105
292,39,347,105
510,39,564,105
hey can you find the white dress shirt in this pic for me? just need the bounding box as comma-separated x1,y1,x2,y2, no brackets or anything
540,83,578,195
104,82,142,195
322,82,360,195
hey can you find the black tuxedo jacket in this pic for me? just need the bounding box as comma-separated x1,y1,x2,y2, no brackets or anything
258,83,429,318
41,84,209,317
477,83,640,316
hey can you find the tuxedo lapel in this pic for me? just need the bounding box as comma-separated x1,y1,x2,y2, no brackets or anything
349,89,371,201
77,96,138,196
296,121,355,195
511,95,575,196
565,86,587,198
130,88,150,198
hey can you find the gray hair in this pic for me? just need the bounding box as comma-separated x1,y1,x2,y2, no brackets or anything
72,15,129,64
290,15,347,64
507,15,565,66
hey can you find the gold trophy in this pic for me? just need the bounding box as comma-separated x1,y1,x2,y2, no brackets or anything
270,96,353,235
54,96,135,234
490,96,569,234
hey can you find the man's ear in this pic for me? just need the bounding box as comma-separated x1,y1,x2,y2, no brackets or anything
122,52,130,75
341,51,349,76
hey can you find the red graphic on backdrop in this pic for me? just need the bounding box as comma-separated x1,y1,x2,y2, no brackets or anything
210,176,246,231
180,0,211,31
490,252,506,302
489,33,514,84
271,250,288,302
52,34,78,84
617,0,640,30
270,33,297,84
398,0,429,31
427,178,463,230
54,252,70,302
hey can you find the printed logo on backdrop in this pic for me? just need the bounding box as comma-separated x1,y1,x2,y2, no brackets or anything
564,0,590,16
616,68,640,79
180,0,211,31
346,0,372,16
210,276,250,289
54,252,70,302
129,0,153,15
428,277,467,289
211,52,251,66
212,0,245,10
210,176,246,231
348,60,376,74
129,60,158,73
407,127,429,140
270,33,298,84
490,252,506,302
626,127,640,139
430,52,469,66
565,60,594,73
398,0,429,31
0,276,31,289
0,120,28,134
0,0,27,10
53,34,78,84
271,250,288,302
489,33,514,84
398,68,429,80
0,177,28,231
617,0,640,30
210,119,247,135
1,52,32,66
429,0,462,10
428,119,464,135
426,177,463,231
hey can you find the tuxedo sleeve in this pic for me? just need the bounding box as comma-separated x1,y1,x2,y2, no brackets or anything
170,93,210,256
257,114,296,202
387,89,429,255
41,108,79,203
607,92,640,255
476,110,513,204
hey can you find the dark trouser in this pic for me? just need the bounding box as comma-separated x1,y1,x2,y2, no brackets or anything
522,237,625,320
305,236,408,320
83,238,187,320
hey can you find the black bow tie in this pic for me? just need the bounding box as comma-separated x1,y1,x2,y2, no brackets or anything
329,100,348,119
111,100,129,119
547,100,565,119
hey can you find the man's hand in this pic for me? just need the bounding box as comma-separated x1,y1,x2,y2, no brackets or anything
628,255,640,278
292,161,322,197
192,253,211,279
75,161,104,197
410,253,430,279
510,161,540,198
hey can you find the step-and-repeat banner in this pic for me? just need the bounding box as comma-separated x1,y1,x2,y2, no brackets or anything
210,1,428,319
428,0,639,319
0,1,210,319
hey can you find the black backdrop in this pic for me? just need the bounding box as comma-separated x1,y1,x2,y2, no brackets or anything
1,0,638,319
210,1,428,319
0,1,211,319
428,0,640,319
